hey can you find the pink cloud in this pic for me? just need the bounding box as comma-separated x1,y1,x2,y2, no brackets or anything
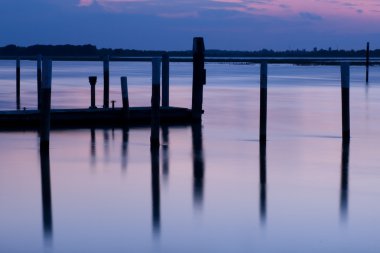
78,0,94,6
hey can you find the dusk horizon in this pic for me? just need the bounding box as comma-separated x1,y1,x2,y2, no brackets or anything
1,0,380,50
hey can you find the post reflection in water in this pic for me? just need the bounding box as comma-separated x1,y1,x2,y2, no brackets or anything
103,129,110,163
121,127,129,171
90,128,96,167
39,147,53,243
161,125,169,182
151,146,161,236
192,123,205,209
340,139,350,222
259,140,267,226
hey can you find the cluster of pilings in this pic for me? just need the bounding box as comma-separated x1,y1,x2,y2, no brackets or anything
33,37,206,150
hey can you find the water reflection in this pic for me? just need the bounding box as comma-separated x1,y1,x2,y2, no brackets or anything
103,129,110,163
161,125,169,183
192,123,205,210
151,146,161,236
340,139,350,223
121,127,129,171
259,140,267,226
39,147,53,244
90,128,96,167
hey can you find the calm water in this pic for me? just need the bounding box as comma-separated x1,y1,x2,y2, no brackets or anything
1,61,380,252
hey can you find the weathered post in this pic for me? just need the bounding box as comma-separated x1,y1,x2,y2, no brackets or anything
37,55,42,110
121,76,129,122
162,53,170,107
103,55,110,108
16,58,21,110
40,59,52,149
260,63,268,142
150,58,161,148
366,42,370,83
341,63,350,140
191,37,206,122
88,76,97,109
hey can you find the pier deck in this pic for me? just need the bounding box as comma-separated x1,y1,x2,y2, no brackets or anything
0,107,193,129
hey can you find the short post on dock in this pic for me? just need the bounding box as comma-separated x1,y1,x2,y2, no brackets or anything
103,55,110,109
150,58,161,148
260,62,268,142
341,63,350,140
162,53,170,107
16,58,21,110
88,76,97,109
40,59,52,149
191,37,206,122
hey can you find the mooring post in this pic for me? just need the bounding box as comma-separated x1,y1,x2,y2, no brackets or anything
40,59,52,149
150,58,161,148
260,62,268,142
16,58,21,110
341,63,350,140
366,42,370,83
162,53,170,107
103,55,110,109
88,76,97,109
191,37,206,122
37,55,42,110
121,76,129,122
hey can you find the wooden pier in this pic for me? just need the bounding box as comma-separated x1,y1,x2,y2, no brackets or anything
0,37,207,132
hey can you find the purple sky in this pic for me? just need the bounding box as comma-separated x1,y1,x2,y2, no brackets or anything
0,0,379,50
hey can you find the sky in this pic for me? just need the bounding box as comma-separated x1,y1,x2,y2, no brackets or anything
0,0,380,50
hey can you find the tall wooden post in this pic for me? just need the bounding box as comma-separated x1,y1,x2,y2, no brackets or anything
341,63,350,140
103,55,110,109
259,63,268,142
89,76,97,109
366,42,370,83
162,53,170,107
121,76,129,122
37,55,42,110
16,58,21,110
191,37,206,122
150,58,161,148
40,59,52,149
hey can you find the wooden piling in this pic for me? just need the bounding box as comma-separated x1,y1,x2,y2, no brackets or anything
40,59,52,149
366,42,370,83
16,58,21,110
191,37,206,121
88,76,97,109
121,76,129,116
121,77,129,124
260,63,268,142
341,63,350,140
150,58,161,148
37,55,42,110
103,55,110,109
162,53,170,107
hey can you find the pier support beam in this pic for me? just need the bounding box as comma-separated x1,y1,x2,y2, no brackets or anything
37,55,42,111
259,63,268,142
121,76,129,123
150,58,161,148
162,53,170,107
341,63,350,140
191,37,206,122
89,76,97,109
40,59,52,149
103,55,110,109
16,58,20,110
366,42,370,83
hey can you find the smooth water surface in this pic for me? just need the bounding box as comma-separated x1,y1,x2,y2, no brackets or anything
1,62,380,252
